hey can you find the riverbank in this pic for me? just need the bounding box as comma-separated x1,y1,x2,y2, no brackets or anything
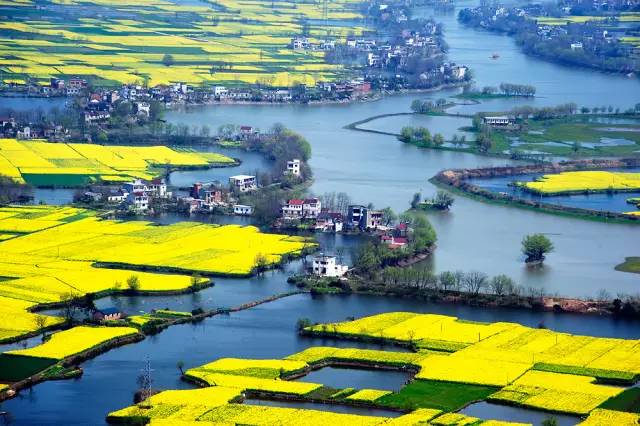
431,158,640,224
0,290,305,403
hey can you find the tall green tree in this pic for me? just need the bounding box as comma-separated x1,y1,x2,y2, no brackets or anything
522,234,554,263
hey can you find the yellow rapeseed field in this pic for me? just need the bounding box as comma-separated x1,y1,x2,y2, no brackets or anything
345,389,392,401
6,326,139,360
190,358,308,378
0,205,310,341
0,138,234,185
0,0,367,86
518,171,640,195
307,312,640,399
579,408,640,425
491,370,623,415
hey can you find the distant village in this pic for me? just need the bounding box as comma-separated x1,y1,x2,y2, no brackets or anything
458,1,640,74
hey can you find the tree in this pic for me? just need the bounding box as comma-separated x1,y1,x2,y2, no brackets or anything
60,291,79,323
381,207,397,226
34,315,48,340
542,417,558,426
191,274,202,291
463,271,488,296
254,253,268,275
522,234,554,263
410,192,422,209
296,317,312,331
432,191,454,210
490,274,515,296
432,133,445,146
439,271,456,291
127,275,141,292
162,54,175,67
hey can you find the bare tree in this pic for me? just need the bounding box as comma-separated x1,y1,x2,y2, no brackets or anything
463,271,488,296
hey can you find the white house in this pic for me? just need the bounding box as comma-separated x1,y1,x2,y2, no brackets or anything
233,204,253,215
134,102,151,117
286,159,301,176
229,175,257,192
16,126,31,140
282,199,304,219
107,189,128,203
146,178,168,198
122,179,147,195
483,116,515,127
213,86,228,98
312,255,348,277
303,198,322,219
126,191,149,211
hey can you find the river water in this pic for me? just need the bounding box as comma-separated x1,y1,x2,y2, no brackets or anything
3,2,640,424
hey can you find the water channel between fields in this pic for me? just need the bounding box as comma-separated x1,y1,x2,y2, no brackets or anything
295,366,412,392
3,293,640,425
3,0,640,422
467,167,640,214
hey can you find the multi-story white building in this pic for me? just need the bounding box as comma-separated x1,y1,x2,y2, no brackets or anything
312,255,348,277
126,191,149,211
229,175,257,192
286,159,301,176
282,199,304,219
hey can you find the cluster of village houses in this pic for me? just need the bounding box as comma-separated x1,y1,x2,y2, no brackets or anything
464,3,639,58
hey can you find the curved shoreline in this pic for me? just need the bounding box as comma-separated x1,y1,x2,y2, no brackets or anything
0,290,306,402
431,158,640,224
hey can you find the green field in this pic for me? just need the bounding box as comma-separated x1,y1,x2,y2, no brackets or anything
376,379,499,411
599,388,640,413
0,353,56,381
487,115,640,157
615,257,640,274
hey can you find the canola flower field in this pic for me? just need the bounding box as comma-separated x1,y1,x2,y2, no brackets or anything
0,205,310,342
305,312,640,416
0,138,234,186
516,171,640,196
5,325,139,360
109,351,529,426
0,0,368,86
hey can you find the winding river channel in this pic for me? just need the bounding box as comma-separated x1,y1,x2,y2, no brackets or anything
2,0,640,423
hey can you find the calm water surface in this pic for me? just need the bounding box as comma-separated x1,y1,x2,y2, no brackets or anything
468,168,640,214
4,3,640,423
461,401,581,426
4,293,640,425
296,366,412,391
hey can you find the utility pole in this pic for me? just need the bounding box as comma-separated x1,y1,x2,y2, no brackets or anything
139,356,154,402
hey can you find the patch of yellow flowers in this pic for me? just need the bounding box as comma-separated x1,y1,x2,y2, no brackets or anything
518,171,640,195
6,326,139,360
346,389,392,401
0,138,234,185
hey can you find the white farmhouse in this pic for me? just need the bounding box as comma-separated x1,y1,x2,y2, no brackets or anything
312,255,348,277
286,159,301,176
229,175,257,192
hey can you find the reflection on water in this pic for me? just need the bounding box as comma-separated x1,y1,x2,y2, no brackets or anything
5,293,640,425
296,366,412,392
461,401,580,426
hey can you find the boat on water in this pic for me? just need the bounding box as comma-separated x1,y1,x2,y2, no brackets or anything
491,53,500,59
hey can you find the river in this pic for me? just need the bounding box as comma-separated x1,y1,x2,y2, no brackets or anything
3,292,640,425
3,2,640,423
